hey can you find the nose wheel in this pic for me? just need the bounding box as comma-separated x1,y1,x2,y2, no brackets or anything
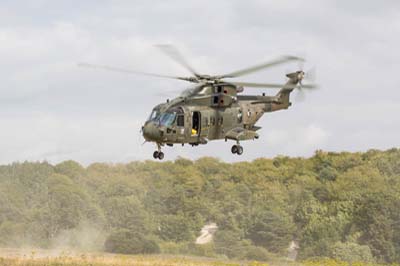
231,144,243,155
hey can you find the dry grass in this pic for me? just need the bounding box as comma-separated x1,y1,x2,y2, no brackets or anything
0,249,398,266
0,256,242,266
0,249,265,266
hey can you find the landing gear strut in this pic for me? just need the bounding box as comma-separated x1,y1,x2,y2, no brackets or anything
153,143,164,160
231,144,243,155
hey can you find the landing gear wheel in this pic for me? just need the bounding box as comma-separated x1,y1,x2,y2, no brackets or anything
237,145,243,155
231,144,243,155
158,151,164,160
231,145,238,154
153,151,159,159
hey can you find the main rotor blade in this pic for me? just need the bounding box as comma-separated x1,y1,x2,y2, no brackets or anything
229,81,318,89
78,63,193,82
155,44,200,76
219,55,304,78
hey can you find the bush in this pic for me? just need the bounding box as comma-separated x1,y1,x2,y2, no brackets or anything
331,242,375,263
157,215,194,242
187,243,216,257
159,241,189,254
246,210,295,254
214,229,251,259
243,246,271,261
318,166,337,182
104,230,160,254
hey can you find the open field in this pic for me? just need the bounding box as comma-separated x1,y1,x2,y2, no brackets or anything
0,256,397,266
0,256,248,266
0,249,398,266
0,249,258,266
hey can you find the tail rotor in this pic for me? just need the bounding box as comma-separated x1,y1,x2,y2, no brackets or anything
290,61,318,102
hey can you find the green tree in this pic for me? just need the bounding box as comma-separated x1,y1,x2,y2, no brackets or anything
331,242,374,263
354,193,398,262
247,210,295,253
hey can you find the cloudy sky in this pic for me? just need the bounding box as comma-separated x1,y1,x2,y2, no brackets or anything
0,0,399,165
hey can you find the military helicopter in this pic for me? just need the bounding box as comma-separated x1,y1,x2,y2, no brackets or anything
80,45,317,160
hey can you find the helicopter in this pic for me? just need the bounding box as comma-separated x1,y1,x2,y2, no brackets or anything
80,45,317,160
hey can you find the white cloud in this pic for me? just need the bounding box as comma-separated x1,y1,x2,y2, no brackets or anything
264,124,329,156
0,113,144,165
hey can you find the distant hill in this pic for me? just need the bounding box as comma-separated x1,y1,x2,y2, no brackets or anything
0,148,399,263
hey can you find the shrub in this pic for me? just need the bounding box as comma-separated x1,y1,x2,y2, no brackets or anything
331,242,375,263
160,241,216,257
187,243,216,257
104,229,160,254
318,166,337,182
243,245,271,261
214,229,251,259
159,241,189,254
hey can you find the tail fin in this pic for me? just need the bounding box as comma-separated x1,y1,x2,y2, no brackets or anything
275,71,304,107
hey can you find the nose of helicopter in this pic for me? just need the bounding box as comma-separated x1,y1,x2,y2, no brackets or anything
142,122,162,141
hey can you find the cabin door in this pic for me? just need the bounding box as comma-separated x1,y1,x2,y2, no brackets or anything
191,111,201,137
200,111,209,138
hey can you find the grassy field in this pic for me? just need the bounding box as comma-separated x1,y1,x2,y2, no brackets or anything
0,256,250,266
0,249,397,266
0,249,264,266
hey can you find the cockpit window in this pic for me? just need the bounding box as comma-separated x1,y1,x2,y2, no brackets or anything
159,112,176,126
147,109,160,122
177,115,184,127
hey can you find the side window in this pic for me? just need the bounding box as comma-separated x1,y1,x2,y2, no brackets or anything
177,115,184,127
211,117,215,126
213,96,219,104
237,109,243,123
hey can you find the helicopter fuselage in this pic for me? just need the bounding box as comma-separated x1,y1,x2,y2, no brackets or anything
142,82,293,149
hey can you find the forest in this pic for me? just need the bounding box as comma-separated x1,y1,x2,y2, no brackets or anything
0,148,399,264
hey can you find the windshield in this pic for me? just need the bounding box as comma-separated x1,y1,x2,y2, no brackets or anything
147,108,160,122
159,112,176,127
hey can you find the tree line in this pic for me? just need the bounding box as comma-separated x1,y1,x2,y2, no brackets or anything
0,148,399,263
